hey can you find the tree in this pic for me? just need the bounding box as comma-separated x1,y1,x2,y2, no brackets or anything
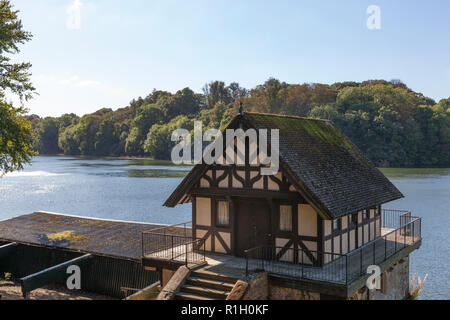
58,125,79,155
228,82,248,102
158,88,202,120
143,116,194,160
73,115,102,155
95,118,119,156
0,0,35,175
203,81,231,109
207,102,231,129
0,0,34,100
124,104,164,156
124,127,142,155
34,117,61,154
0,99,34,174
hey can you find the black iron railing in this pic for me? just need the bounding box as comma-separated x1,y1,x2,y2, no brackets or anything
141,221,206,266
147,221,192,237
245,246,347,284
346,210,421,284
245,209,421,285
381,209,412,229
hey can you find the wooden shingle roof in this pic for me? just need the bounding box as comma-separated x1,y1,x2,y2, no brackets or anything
164,112,403,219
0,212,187,261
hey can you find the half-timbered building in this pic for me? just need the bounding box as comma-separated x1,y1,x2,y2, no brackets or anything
164,112,403,265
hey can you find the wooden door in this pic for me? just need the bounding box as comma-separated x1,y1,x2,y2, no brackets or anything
235,199,271,257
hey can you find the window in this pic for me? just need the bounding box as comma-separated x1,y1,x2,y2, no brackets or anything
363,209,368,221
351,213,358,226
332,218,341,232
279,205,293,232
216,201,229,227
375,207,380,216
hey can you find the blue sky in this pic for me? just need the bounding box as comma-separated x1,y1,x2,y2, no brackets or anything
10,0,450,117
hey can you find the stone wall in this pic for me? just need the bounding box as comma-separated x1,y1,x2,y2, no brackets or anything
269,285,320,300
240,273,320,300
370,256,410,300
234,255,410,300
348,256,410,300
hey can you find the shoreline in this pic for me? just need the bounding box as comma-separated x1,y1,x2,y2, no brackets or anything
33,154,450,169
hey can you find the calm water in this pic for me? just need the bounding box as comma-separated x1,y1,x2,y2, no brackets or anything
0,156,449,299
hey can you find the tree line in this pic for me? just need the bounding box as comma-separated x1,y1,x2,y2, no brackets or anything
26,79,449,167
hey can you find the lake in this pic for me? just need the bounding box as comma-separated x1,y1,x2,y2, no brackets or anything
0,156,449,299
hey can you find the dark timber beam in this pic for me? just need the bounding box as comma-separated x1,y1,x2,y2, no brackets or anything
0,242,18,259
20,253,93,298
189,188,304,201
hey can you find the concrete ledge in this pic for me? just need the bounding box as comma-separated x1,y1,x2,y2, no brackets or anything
156,266,191,300
125,281,160,300
242,272,269,300
226,280,249,300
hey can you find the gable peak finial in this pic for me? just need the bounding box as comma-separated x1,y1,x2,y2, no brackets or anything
239,101,244,115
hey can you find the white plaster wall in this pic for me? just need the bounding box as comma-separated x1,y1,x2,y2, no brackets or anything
196,197,211,226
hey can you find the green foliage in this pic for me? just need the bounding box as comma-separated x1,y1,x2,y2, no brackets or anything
0,0,35,175
202,81,247,109
0,99,35,174
158,87,202,120
0,0,34,101
124,127,142,155
28,79,450,167
95,118,119,156
33,117,61,154
58,125,79,155
123,104,164,155
143,116,194,159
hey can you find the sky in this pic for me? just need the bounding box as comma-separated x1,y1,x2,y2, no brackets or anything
8,0,450,117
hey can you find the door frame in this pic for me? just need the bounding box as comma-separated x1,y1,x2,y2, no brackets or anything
235,197,272,257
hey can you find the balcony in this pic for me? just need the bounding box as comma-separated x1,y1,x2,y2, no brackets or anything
245,209,421,286
141,222,206,269
141,210,421,289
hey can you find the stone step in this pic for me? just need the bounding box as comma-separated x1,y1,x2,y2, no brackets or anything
191,271,238,284
181,284,229,299
176,291,215,301
186,276,235,291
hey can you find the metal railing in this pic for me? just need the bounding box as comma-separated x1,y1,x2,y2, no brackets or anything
141,221,206,266
381,209,411,229
245,209,421,285
146,221,192,237
346,210,421,284
245,246,347,284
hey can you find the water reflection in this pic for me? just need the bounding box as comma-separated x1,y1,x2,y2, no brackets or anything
380,168,450,179
93,169,190,178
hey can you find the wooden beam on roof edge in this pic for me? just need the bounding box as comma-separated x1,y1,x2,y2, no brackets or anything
0,242,18,259
20,253,93,299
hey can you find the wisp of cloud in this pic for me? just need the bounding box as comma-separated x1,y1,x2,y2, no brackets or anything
66,0,83,30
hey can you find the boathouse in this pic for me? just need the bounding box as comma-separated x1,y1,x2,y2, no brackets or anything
142,112,422,300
